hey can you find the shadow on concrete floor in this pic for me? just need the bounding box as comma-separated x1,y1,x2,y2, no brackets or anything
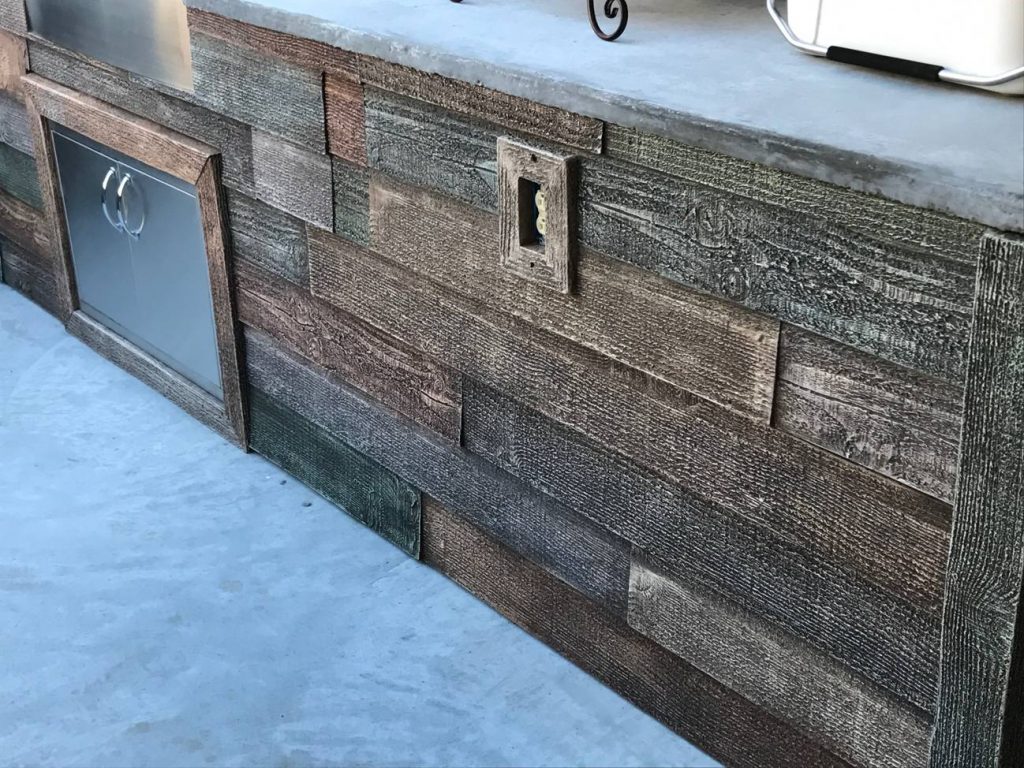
0,285,718,768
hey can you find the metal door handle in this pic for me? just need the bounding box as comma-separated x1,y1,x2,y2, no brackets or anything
116,173,146,239
100,167,124,232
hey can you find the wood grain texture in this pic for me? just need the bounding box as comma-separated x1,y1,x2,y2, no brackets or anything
628,554,931,768
0,0,26,34
27,40,255,194
190,30,325,151
324,71,366,167
932,232,1024,767
0,182,48,258
236,261,463,443
359,56,603,154
605,125,983,267
308,230,951,617
462,379,941,713
23,75,212,183
775,326,963,502
580,155,976,383
244,331,630,613
0,141,41,208
68,311,237,443
369,174,780,421
0,28,26,95
0,90,31,152
0,238,58,315
249,387,422,558
226,189,309,287
422,498,852,768
332,156,369,245
252,130,333,231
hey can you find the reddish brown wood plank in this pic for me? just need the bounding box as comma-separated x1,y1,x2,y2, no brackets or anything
0,187,48,257
325,71,366,167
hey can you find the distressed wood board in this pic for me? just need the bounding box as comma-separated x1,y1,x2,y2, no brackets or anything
226,189,309,287
252,129,334,230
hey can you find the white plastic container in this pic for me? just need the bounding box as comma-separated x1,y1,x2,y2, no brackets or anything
785,0,1024,94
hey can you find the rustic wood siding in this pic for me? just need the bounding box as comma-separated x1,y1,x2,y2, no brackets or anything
0,141,41,208
226,189,310,287
252,130,333,230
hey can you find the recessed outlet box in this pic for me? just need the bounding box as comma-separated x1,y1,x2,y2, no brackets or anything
497,137,577,294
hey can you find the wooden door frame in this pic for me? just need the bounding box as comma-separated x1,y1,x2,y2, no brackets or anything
21,74,247,448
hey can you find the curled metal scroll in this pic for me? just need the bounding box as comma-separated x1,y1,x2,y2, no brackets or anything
588,0,628,41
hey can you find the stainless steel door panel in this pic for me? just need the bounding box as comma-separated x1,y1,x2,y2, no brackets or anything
25,0,193,92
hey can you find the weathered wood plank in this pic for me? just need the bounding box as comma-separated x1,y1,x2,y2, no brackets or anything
370,174,780,421
308,230,951,615
462,379,941,713
27,40,255,194
332,156,369,245
422,498,852,768
0,28,27,95
775,326,963,502
359,57,603,154
325,71,366,167
932,232,1024,767
245,331,630,613
0,238,58,315
236,261,463,443
0,141,41,208
252,130,333,231
0,185,48,257
628,554,931,768
226,189,309,287
0,0,26,34
249,386,422,558
190,30,325,150
605,125,983,266
580,155,976,383
0,90,31,152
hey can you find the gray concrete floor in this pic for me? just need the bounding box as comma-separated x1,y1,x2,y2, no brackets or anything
0,284,717,768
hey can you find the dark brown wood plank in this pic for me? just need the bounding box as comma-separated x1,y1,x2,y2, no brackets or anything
0,141,41,208
932,232,1024,767
226,189,309,288
0,238,58,315
249,387,422,558
628,554,931,768
308,230,952,616
0,90,31,153
244,331,630,613
325,71,366,167
27,40,255,194
252,129,334,231
370,174,780,421
359,56,603,154
236,261,462,443
0,28,26,95
775,326,963,502
333,156,369,245
0,186,48,257
463,378,941,713
580,154,976,383
422,497,852,768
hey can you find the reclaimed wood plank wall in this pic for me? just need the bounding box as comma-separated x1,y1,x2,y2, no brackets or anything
0,7,1021,766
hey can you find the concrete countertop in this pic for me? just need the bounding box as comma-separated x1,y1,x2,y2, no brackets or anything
184,0,1024,232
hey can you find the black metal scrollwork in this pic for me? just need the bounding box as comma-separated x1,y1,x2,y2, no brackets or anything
588,0,629,41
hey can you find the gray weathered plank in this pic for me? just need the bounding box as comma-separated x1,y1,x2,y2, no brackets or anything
308,230,952,616
0,238,58,315
252,130,333,230
580,155,976,383
245,331,630,613
27,40,255,194
0,142,41,208
226,189,309,287
190,30,325,150
333,156,369,245
370,174,780,421
462,379,940,712
0,90,31,153
0,0,26,33
237,261,463,443
422,499,853,768
932,232,1024,767
775,326,963,502
628,554,931,768
249,386,422,558
359,56,603,154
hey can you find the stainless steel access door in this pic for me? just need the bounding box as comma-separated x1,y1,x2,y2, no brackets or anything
52,126,223,400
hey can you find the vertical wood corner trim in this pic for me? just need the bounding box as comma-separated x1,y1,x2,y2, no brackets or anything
0,28,27,96
932,231,1024,767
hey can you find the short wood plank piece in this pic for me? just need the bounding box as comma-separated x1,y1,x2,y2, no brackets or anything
0,90,31,152
332,156,370,245
252,130,334,231
0,142,42,208
0,0,27,34
249,387,422,558
236,261,463,443
628,554,930,768
497,137,576,294
0,239,58,315
245,331,631,614
324,72,367,167
369,173,779,421
775,326,963,502
0,28,26,95
0,186,49,257
422,498,852,768
226,189,309,287
932,232,1024,767
359,56,603,154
